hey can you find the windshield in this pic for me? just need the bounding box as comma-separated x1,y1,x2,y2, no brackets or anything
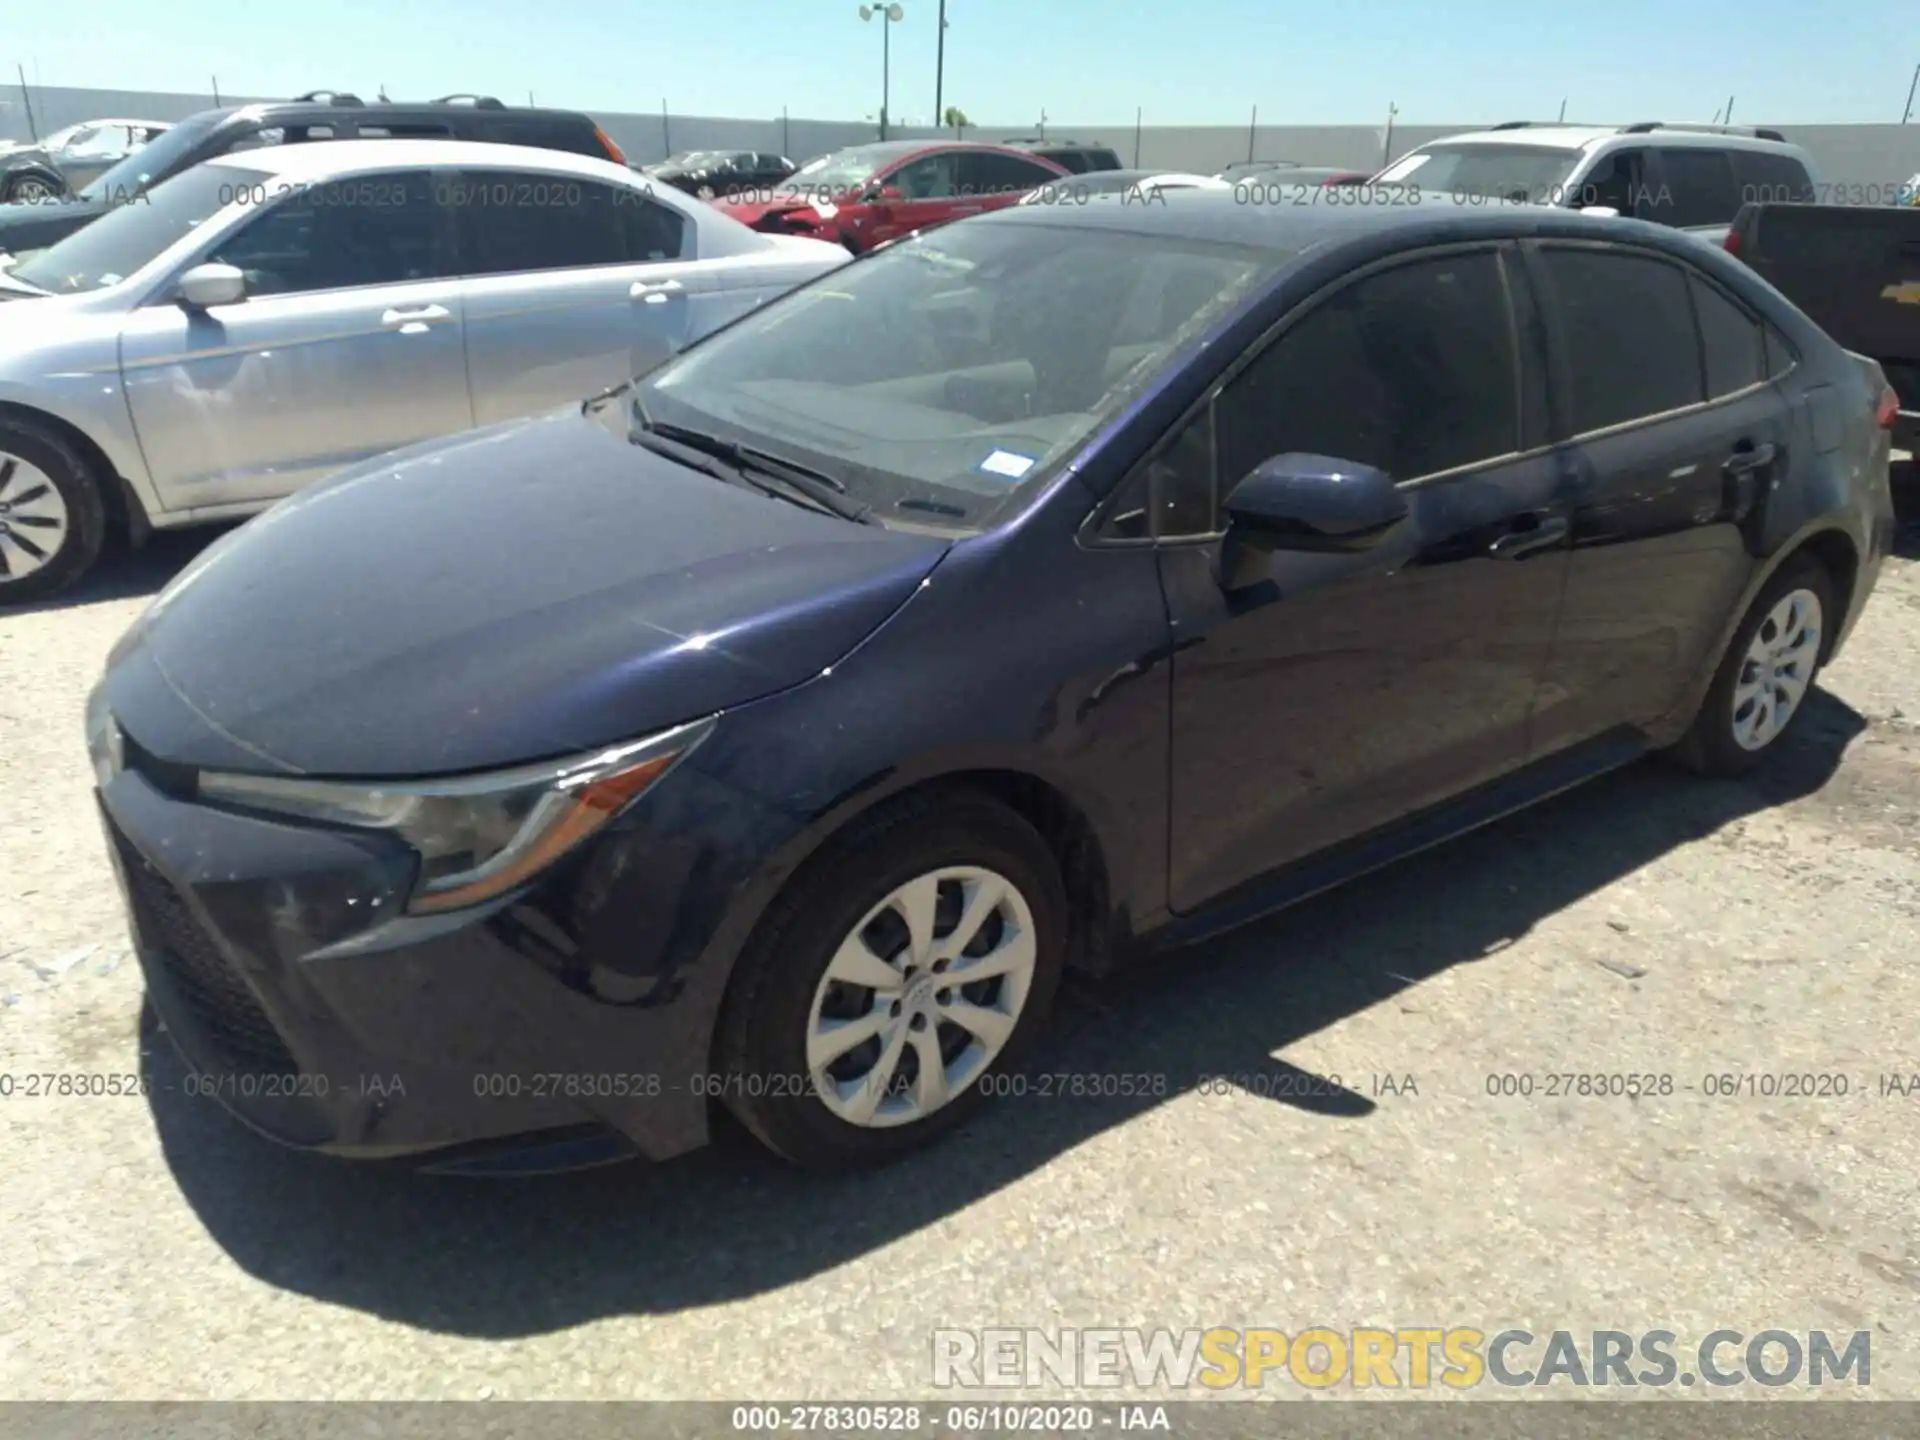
1374,143,1584,203
77,112,220,203
634,215,1282,533
12,161,259,294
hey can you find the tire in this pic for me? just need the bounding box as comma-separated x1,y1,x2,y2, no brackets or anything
4,172,61,204
0,416,108,605
1672,555,1835,777
715,789,1069,1170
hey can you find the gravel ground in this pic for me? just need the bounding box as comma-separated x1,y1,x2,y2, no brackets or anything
2,477,1918,1406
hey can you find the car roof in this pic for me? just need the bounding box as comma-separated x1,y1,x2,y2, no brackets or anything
1423,124,1798,154
202,138,633,182
194,99,594,128
975,183,1647,251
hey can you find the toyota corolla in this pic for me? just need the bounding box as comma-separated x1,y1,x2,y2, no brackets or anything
89,194,1894,1175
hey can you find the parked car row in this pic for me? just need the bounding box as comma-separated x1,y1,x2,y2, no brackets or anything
0,119,173,203
65,165,1897,1176
0,139,846,599
0,93,627,261
0,93,1899,1179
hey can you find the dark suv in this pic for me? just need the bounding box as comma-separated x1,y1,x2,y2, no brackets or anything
1001,138,1123,174
0,92,627,256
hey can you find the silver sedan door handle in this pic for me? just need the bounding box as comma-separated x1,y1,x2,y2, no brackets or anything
382,304,450,333
631,279,685,304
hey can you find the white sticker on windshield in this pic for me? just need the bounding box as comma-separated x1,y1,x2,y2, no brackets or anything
978,449,1036,480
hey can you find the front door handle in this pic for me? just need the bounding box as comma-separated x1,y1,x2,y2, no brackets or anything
1724,441,1777,475
631,279,685,303
381,304,450,333
1488,514,1569,560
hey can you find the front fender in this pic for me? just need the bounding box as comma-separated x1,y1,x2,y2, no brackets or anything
0,373,160,523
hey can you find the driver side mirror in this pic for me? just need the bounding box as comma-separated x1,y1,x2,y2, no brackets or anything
1218,452,1409,588
176,262,246,309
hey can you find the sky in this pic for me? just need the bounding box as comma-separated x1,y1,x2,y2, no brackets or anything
5,0,1920,129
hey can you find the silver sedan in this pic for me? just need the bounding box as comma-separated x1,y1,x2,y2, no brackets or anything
0,138,851,601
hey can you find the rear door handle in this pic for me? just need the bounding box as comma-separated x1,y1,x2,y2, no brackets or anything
381,304,450,332
1488,514,1569,560
1724,441,1777,474
631,279,685,302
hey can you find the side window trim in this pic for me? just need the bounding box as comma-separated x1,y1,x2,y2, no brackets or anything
1085,240,1535,547
1521,237,1733,445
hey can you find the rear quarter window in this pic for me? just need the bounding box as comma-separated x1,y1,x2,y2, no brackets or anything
1735,151,1815,206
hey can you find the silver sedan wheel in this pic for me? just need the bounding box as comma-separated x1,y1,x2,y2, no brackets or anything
805,866,1038,1129
0,453,69,584
1731,586,1822,752
6,175,59,203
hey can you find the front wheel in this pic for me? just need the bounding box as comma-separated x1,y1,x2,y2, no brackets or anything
1673,556,1834,776
0,418,108,605
715,791,1068,1169
4,172,61,203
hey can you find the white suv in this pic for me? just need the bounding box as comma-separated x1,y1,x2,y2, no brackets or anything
1373,122,1818,236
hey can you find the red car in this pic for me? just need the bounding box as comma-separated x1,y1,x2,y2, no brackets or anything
711,140,1070,253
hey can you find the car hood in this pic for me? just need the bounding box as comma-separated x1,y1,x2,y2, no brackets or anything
0,194,106,249
102,407,951,778
712,191,836,226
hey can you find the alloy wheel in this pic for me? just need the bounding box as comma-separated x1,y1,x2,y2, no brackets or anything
0,452,70,584
1731,586,1822,751
804,866,1038,1128
6,175,58,203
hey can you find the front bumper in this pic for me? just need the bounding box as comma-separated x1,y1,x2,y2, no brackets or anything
98,766,716,1166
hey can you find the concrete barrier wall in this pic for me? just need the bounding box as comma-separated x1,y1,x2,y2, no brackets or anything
4,85,1919,190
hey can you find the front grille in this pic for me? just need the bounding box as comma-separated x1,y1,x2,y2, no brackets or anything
110,823,299,1076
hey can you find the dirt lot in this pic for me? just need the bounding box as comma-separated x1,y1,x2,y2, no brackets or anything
2,477,1918,1404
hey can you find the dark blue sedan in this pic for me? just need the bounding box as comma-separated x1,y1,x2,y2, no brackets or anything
89,192,1898,1174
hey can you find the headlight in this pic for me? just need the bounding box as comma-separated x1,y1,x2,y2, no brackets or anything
197,717,714,915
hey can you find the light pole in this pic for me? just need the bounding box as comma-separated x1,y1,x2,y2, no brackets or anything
934,0,948,131
859,3,905,140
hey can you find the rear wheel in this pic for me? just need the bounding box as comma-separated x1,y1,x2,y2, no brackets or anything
716,791,1067,1170
0,418,108,605
1673,556,1834,777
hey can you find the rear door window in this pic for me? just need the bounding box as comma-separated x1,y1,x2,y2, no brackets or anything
1655,148,1741,227
452,171,685,273
1535,247,1704,432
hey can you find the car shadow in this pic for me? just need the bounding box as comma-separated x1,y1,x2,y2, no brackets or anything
8,525,236,614
138,689,1869,1338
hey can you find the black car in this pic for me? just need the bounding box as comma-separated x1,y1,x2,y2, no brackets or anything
647,149,798,199
0,94,626,257
91,195,1895,1177
1001,138,1123,174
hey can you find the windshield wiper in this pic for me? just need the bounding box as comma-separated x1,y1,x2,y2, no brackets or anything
638,418,876,525
580,379,633,414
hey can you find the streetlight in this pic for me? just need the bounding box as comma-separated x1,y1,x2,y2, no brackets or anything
859,3,904,140
934,0,949,132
